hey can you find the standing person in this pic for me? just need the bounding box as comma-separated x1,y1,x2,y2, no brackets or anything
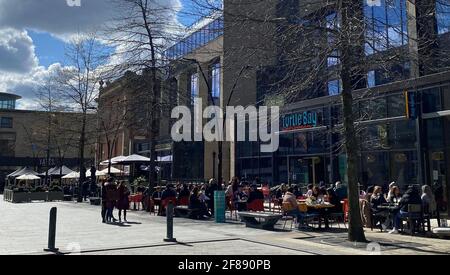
206,178,218,213
117,182,130,223
105,179,118,223
82,180,90,201
100,179,107,223
90,166,97,186
90,180,98,197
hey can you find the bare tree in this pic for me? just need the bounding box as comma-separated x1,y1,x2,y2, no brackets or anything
104,0,182,187
55,36,103,201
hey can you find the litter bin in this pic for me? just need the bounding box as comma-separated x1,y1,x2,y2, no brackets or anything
214,191,226,223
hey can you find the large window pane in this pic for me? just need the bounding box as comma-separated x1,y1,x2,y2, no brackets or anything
388,93,406,117
423,87,442,113
388,120,416,149
437,1,450,34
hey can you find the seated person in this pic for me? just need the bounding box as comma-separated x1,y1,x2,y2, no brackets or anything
179,184,190,198
293,185,303,198
282,188,302,218
247,184,264,204
311,186,324,202
305,184,314,198
421,185,437,215
390,185,422,234
387,186,402,204
234,185,248,211
334,181,348,200
161,184,177,201
189,187,210,218
326,188,342,213
370,186,388,214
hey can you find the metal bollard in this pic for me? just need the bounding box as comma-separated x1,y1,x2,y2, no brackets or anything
164,202,177,242
44,207,59,252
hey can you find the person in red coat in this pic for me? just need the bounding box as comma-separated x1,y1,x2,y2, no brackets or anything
117,181,130,223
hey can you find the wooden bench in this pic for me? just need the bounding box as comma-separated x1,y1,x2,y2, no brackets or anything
89,197,101,206
238,212,282,230
174,206,201,219
433,228,450,239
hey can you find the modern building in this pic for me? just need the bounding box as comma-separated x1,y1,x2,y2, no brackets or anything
164,13,225,182
0,92,96,191
223,0,450,213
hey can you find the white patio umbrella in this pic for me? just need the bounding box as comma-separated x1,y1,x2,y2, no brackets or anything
99,167,124,175
116,154,150,164
100,155,127,166
62,171,80,179
16,174,41,181
86,170,107,177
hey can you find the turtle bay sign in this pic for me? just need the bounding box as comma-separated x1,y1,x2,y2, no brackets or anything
281,111,320,131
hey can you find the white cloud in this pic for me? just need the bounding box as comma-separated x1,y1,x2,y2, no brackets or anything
0,28,38,73
0,0,185,110
0,63,65,110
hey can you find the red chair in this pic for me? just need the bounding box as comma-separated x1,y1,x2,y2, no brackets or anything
178,196,189,206
247,199,265,212
342,199,349,222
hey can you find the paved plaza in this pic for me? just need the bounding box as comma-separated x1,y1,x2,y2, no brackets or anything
0,196,449,255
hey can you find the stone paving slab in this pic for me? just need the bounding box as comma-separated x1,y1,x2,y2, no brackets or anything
1,196,450,255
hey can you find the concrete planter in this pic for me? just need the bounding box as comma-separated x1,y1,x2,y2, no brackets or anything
47,192,64,201
29,192,48,202
3,189,30,203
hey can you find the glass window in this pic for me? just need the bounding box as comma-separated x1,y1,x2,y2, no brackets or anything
388,93,406,117
422,87,442,113
278,134,293,155
437,1,450,34
211,63,221,100
360,97,387,120
368,70,376,88
425,117,445,149
293,133,308,154
190,73,199,100
361,124,389,150
443,85,450,110
388,120,416,149
328,79,341,96
364,0,408,54
390,151,418,189
361,152,390,187
0,117,13,128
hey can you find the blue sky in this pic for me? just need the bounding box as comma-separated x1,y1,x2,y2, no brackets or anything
29,0,198,68
0,0,209,110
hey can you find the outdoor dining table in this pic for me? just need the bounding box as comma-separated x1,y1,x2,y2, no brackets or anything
300,202,335,229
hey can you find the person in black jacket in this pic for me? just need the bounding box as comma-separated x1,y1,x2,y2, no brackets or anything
189,187,210,218
247,184,264,204
390,186,422,234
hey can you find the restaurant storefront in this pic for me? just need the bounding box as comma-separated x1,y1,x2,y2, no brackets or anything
235,81,450,212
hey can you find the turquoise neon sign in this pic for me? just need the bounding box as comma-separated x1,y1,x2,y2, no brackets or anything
281,111,319,131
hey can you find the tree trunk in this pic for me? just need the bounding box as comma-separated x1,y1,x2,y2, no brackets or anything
340,0,367,243
78,113,87,202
